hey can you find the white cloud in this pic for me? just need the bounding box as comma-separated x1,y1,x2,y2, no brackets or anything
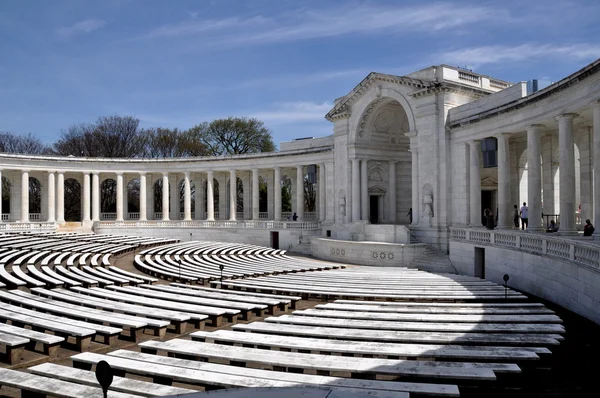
250,101,333,123
143,3,511,44
57,19,106,38
439,43,600,68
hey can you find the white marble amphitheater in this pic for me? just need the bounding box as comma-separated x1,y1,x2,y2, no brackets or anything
0,58,598,397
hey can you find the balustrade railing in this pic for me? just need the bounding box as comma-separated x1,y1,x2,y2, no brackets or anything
128,212,140,220
95,219,321,230
101,212,117,220
450,227,600,272
259,212,269,219
0,222,56,231
1,214,8,221
29,213,41,221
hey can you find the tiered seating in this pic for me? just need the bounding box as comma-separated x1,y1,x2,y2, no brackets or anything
0,232,175,289
134,240,344,283
213,268,530,300
0,238,568,397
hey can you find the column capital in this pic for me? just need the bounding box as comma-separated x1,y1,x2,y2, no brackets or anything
115,171,123,176
162,171,169,177
555,113,579,121
184,171,190,178
468,139,480,146
526,124,546,132
251,168,259,173
139,171,147,176
494,132,511,140
91,171,99,175
591,99,600,109
21,169,30,173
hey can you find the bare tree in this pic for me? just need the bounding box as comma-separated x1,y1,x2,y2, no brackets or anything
53,116,146,158
0,132,51,154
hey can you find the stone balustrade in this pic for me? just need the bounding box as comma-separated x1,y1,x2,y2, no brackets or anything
450,227,600,272
94,220,321,230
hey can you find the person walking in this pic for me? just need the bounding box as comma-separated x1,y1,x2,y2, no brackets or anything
513,204,520,228
520,202,529,230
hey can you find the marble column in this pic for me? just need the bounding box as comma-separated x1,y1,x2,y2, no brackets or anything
229,169,237,221
469,140,482,226
21,170,29,223
251,169,259,220
319,164,326,222
360,159,369,221
116,173,124,222
169,174,178,220
296,165,304,220
593,101,600,236
206,171,215,221
82,172,91,222
527,125,544,231
183,172,191,221
351,159,360,222
56,172,65,223
557,113,579,234
47,172,55,222
139,173,147,221
496,134,512,229
388,161,396,223
274,167,281,221
410,146,419,225
162,172,170,221
92,172,100,222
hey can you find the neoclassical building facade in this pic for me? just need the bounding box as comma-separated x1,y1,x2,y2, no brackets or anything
1,58,600,321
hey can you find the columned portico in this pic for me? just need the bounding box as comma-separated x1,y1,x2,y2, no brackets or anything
593,100,600,237
557,113,578,235
351,159,360,222
252,169,259,220
56,172,65,224
273,167,281,221
47,172,55,223
229,169,237,221
496,134,511,229
296,165,304,220
469,140,481,227
388,161,396,223
360,159,368,221
206,171,215,221
92,172,100,222
21,170,29,223
139,172,147,221
183,171,192,221
527,125,544,231
162,172,169,221
82,172,91,222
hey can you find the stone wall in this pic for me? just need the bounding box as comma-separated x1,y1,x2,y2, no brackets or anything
312,237,427,266
450,240,600,325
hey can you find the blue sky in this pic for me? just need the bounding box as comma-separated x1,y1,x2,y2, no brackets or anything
1,0,599,147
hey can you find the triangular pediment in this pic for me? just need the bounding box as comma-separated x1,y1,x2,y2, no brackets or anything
481,177,498,186
325,72,429,121
368,186,387,194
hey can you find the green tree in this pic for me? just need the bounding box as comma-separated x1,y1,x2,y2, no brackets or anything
188,117,275,156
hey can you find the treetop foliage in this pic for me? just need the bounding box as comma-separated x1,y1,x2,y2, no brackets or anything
188,117,276,156
45,115,275,159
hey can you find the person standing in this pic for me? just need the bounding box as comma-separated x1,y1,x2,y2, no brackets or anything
407,208,413,224
520,202,529,230
513,204,519,228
